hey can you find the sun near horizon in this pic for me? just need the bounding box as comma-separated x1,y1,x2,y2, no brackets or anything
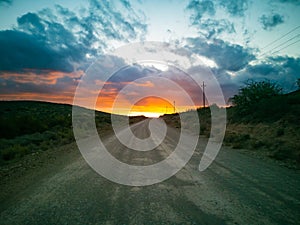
128,96,175,118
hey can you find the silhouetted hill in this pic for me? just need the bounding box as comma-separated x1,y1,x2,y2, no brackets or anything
0,101,111,163
162,90,300,167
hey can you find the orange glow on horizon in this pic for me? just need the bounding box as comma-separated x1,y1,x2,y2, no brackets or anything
127,96,174,117
0,70,83,85
0,92,75,105
0,70,202,116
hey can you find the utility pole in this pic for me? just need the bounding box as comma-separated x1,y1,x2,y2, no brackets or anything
173,101,176,113
201,81,206,108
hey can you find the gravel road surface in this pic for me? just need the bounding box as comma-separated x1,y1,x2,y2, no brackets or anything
1,119,300,224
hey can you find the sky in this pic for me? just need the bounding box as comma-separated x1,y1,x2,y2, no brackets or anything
0,0,299,116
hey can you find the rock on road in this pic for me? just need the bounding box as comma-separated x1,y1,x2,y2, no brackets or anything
1,119,300,224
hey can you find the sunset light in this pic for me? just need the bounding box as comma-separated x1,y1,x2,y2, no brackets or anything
129,96,175,117
128,112,161,118
1,0,300,224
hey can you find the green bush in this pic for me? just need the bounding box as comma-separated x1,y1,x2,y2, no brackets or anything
1,144,30,161
0,101,112,162
276,128,284,137
249,139,265,149
200,124,207,134
230,80,282,121
224,132,250,143
1,148,15,161
271,146,293,161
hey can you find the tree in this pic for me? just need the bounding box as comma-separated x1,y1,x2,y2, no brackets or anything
230,80,282,116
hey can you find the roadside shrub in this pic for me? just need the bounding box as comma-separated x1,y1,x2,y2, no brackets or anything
232,142,244,149
224,132,251,149
1,148,15,161
224,132,250,143
276,128,284,137
271,146,293,161
200,124,207,134
0,144,30,161
247,139,262,150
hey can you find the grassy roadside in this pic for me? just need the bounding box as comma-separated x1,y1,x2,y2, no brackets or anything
162,90,300,168
0,101,113,165
0,101,148,165
1,90,299,168
225,90,300,166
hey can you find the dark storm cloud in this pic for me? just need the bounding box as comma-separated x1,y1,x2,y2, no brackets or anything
108,65,159,83
0,79,49,95
0,30,74,72
246,63,280,75
260,13,285,30
0,69,81,98
0,0,147,73
236,56,300,91
210,68,233,84
99,64,161,95
17,12,45,34
263,56,300,78
186,37,255,71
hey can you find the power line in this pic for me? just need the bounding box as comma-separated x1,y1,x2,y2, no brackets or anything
238,27,300,68
271,38,300,55
259,33,300,57
228,32,300,71
261,25,300,50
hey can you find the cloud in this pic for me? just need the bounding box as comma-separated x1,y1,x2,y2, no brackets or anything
0,30,75,72
235,56,300,91
260,13,285,30
186,0,215,22
0,70,82,85
219,0,249,17
87,62,206,110
186,1,240,39
198,19,235,39
0,70,82,96
94,63,162,104
186,37,255,71
274,0,300,5
186,0,249,20
0,0,147,73
246,63,279,76
0,0,12,6
185,36,300,94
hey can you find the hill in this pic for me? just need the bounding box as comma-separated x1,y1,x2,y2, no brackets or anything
162,90,300,168
0,101,111,164
1,89,299,168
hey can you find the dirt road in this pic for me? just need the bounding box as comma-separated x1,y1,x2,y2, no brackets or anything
1,119,300,224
